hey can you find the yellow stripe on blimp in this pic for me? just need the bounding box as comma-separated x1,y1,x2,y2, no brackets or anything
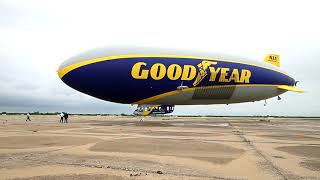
57,54,289,79
277,85,304,92
134,84,293,105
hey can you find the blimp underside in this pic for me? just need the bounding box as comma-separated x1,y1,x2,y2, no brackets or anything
58,47,303,115
150,85,286,105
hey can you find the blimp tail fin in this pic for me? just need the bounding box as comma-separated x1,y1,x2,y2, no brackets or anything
264,54,280,67
278,85,304,93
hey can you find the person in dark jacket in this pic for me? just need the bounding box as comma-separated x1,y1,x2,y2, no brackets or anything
63,112,69,123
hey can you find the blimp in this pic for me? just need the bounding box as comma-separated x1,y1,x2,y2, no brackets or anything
57,47,303,116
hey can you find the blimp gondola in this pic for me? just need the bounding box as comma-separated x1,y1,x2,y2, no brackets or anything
57,47,303,116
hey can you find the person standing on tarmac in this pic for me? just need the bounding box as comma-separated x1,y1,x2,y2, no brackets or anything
26,112,31,121
60,112,64,123
64,112,69,123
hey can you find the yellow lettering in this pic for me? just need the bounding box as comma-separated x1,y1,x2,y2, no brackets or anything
239,69,251,83
209,67,220,81
219,68,230,82
167,64,182,80
131,62,149,79
228,69,240,83
181,65,196,80
150,63,166,80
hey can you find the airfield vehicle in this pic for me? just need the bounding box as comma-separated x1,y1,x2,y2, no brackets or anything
58,47,303,115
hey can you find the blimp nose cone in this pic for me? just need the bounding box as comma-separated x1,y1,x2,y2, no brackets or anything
57,66,65,80
57,58,78,79
57,55,137,104
57,57,85,94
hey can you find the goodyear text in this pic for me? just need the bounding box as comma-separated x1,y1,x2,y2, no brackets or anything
131,61,251,85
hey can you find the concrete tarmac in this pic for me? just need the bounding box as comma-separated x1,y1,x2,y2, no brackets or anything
0,115,319,180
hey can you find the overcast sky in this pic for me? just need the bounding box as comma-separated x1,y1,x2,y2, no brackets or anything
1,0,319,116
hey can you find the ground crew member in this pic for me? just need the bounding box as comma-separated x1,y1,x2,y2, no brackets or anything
60,112,64,123
26,113,31,121
64,112,69,123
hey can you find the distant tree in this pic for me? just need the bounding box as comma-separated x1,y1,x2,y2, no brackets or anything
32,111,40,115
